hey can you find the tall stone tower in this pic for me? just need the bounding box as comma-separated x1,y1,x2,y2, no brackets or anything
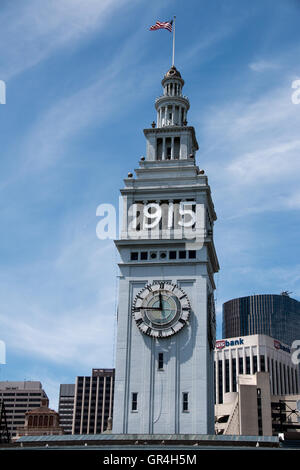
112,66,219,435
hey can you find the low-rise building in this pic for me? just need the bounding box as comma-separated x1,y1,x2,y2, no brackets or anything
214,335,300,436
16,398,64,438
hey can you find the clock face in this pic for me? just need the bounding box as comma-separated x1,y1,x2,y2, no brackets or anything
132,282,191,338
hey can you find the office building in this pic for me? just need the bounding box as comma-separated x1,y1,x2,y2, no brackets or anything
215,334,299,405
214,334,300,435
223,293,300,346
58,384,75,434
0,381,48,438
73,369,114,434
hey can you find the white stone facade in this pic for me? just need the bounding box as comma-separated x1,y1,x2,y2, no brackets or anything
112,67,219,434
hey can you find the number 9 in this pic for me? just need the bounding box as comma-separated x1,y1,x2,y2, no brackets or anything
143,203,162,229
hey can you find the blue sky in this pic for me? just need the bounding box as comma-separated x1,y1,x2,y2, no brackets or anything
0,0,300,408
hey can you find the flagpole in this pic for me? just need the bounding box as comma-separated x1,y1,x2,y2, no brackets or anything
172,16,176,66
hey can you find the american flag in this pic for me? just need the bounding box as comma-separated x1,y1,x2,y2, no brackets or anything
149,20,173,33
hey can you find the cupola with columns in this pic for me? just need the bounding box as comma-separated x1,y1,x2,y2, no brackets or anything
144,65,198,161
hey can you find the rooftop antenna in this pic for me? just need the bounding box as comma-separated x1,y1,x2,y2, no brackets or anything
281,291,292,297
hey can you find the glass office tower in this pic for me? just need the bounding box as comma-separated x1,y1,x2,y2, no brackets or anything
223,293,300,346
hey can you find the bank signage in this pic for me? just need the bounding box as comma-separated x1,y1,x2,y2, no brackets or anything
215,338,244,350
274,340,291,354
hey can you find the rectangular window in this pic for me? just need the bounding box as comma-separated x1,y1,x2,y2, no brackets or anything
140,252,148,260
179,251,186,259
260,355,265,372
218,360,223,404
253,355,258,373
156,138,163,160
257,388,263,436
225,359,230,392
239,357,243,374
158,353,164,370
130,252,138,261
232,358,237,392
131,393,138,412
169,251,177,260
182,392,189,412
188,250,196,259
246,356,251,374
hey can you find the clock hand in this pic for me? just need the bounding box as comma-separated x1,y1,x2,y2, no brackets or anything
159,292,163,310
139,307,162,310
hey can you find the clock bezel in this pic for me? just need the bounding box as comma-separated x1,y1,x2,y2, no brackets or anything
132,281,191,338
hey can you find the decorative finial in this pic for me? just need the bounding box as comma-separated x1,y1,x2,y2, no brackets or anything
151,121,156,128
128,172,133,178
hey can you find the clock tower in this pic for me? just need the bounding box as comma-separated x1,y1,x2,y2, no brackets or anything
112,66,219,434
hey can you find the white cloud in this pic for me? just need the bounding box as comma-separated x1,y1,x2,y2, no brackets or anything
227,139,300,184
0,213,117,369
198,74,300,219
249,60,279,72
0,0,135,80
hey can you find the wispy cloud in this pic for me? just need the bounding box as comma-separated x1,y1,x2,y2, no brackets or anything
0,212,117,369
199,74,300,217
249,60,279,72
0,0,135,80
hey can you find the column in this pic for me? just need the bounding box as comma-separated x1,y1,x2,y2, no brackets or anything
94,375,99,434
143,199,151,236
101,376,107,433
215,353,219,404
80,377,86,435
257,345,261,372
87,377,92,434
171,137,174,159
229,348,233,393
242,348,246,375
172,105,175,125
164,106,167,127
109,376,114,421
222,350,226,401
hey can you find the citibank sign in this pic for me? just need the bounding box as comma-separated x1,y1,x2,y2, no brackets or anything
215,338,244,350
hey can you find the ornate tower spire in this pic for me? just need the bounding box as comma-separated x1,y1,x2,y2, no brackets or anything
156,66,188,127
144,66,198,161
